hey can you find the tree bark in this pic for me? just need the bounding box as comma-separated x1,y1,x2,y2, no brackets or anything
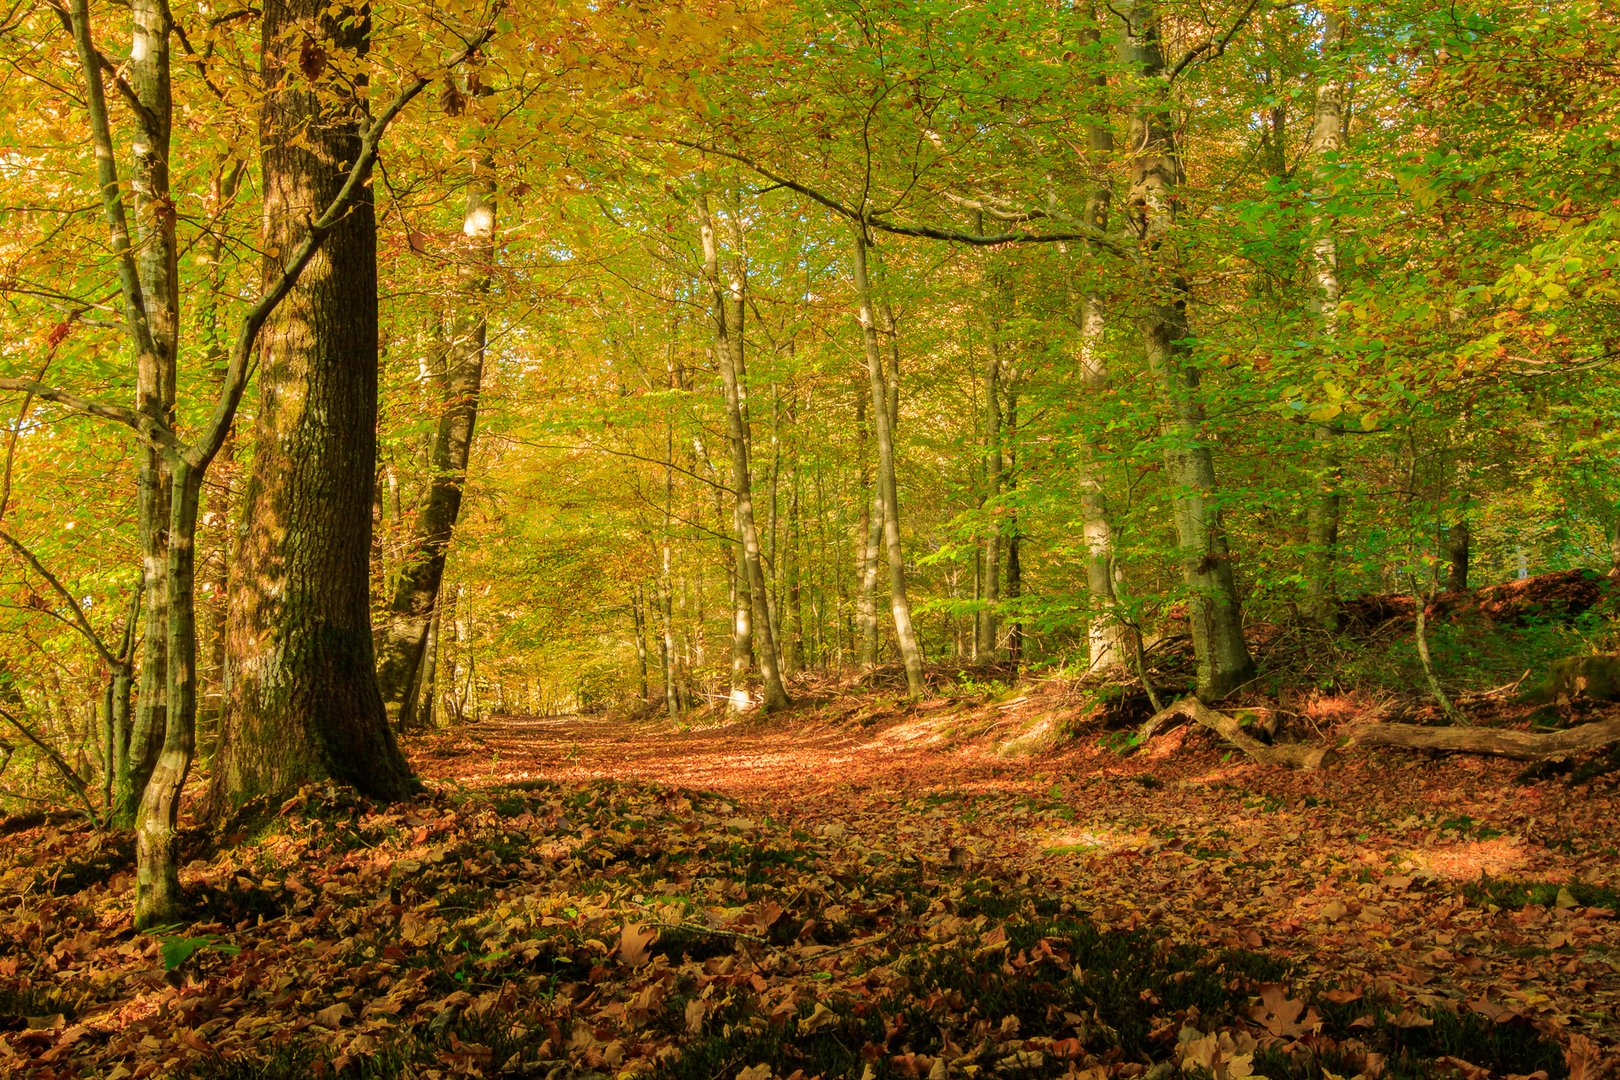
1121,1,1254,699
852,231,925,699
119,0,179,829
1303,7,1348,629
1356,718,1620,760
209,0,414,811
699,194,789,711
1138,697,1337,769
375,166,495,730
977,320,1003,660
855,389,883,666
1072,22,1130,672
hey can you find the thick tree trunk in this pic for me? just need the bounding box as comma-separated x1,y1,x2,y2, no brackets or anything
208,0,414,811
1303,8,1348,629
1444,513,1471,592
852,231,925,699
700,195,789,711
375,170,494,730
1122,1,1254,699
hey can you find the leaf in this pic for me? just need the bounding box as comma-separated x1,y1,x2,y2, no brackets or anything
314,1002,353,1028
617,921,657,966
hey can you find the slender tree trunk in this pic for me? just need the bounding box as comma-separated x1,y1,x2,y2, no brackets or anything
375,166,495,730
119,0,178,829
1304,8,1349,628
855,390,882,665
978,324,1003,660
1444,510,1471,592
632,589,650,699
1006,381,1024,664
134,464,199,927
209,0,414,811
1121,1,1254,699
195,160,244,750
700,195,789,711
1071,22,1131,671
852,231,925,699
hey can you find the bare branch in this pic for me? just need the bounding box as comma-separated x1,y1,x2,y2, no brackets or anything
0,527,118,667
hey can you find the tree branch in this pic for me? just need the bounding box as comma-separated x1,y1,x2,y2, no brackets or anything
191,16,504,470
669,139,1134,258
1168,0,1265,82
0,704,100,823
0,527,118,668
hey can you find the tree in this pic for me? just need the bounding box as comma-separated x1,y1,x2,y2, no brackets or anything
208,0,417,809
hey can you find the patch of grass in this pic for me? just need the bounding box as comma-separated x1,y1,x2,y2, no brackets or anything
1462,875,1620,911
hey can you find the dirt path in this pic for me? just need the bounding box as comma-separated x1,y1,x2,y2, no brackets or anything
413,710,1620,1063
413,712,1024,796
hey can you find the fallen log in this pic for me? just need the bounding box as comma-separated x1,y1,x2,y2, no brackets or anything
1354,717,1620,761
1137,698,1337,770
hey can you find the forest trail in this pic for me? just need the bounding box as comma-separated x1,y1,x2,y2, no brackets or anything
8,708,1619,1076
412,711,1020,797
404,708,1620,1063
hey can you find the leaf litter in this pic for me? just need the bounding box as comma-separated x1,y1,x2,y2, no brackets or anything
1,709,1616,1078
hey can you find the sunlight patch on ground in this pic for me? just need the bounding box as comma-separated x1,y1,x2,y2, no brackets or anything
1035,826,1129,855
1400,837,1530,880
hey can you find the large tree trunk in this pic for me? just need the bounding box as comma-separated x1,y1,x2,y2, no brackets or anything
208,0,414,811
118,0,178,828
1121,1,1254,699
1303,8,1349,629
700,194,789,712
852,231,925,699
375,168,495,730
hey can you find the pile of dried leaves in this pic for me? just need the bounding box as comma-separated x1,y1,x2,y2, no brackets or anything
2,711,1616,1078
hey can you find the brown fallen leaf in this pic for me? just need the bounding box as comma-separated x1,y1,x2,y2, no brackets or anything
617,921,658,966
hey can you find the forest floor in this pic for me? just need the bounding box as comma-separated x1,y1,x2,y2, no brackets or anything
4,694,1620,1079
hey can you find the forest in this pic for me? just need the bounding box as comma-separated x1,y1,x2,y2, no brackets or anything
1,0,1618,1076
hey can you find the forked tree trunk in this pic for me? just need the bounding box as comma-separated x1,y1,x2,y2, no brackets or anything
852,231,925,699
209,0,414,811
375,168,495,730
1121,1,1254,699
